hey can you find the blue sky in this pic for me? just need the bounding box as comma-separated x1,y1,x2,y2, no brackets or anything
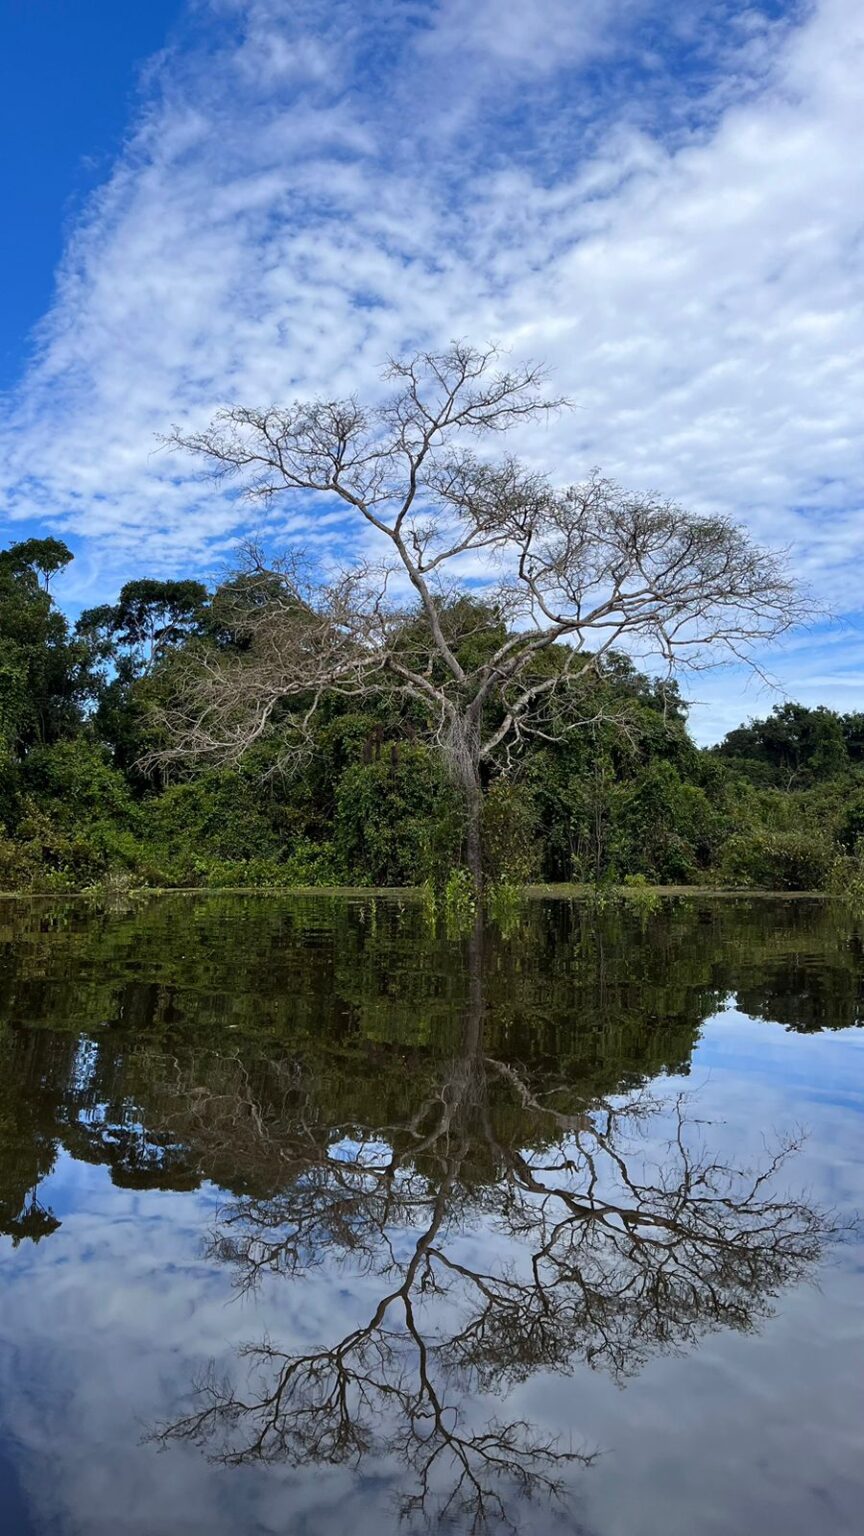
0,0,862,740
0,0,184,382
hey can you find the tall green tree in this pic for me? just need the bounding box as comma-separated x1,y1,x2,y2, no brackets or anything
0,538,90,760
77,578,210,775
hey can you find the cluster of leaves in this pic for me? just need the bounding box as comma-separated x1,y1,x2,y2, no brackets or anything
0,538,859,893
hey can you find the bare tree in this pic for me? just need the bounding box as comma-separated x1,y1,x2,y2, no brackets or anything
155,343,808,884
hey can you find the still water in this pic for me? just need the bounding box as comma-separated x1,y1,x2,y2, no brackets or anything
0,893,862,1535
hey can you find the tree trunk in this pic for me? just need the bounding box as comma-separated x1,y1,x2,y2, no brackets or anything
444,713,484,891
463,775,483,892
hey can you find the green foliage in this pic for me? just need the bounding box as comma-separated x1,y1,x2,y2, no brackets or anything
620,873,662,915
0,537,856,895
7,537,73,587
617,762,725,884
719,829,835,891
333,745,460,886
142,771,280,862
442,866,477,934
0,540,92,759
5,802,112,889
838,790,864,854
481,779,540,883
715,702,850,787
0,825,42,890
828,850,864,915
198,842,339,890
78,578,209,662
486,879,525,937
20,738,139,831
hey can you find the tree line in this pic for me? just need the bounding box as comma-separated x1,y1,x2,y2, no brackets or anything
0,344,858,894
0,526,860,894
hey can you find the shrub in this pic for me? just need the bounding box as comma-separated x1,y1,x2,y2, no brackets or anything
20,738,139,831
141,770,282,864
333,746,460,886
828,851,864,914
1,801,108,888
200,840,339,889
618,764,725,884
718,829,834,890
0,826,41,889
838,790,864,854
482,779,540,883
5,740,146,889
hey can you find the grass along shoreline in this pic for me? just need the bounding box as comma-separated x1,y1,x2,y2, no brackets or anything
0,882,833,901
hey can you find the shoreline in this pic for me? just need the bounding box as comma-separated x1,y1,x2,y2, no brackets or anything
0,883,832,901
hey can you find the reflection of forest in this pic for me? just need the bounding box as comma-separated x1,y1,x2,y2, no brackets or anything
0,892,860,1243
0,894,849,1529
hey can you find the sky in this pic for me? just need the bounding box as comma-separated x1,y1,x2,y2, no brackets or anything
0,0,862,740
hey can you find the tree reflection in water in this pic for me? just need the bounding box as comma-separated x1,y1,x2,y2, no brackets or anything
151,919,834,1532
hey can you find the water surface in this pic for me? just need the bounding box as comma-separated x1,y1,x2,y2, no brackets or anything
0,894,862,1535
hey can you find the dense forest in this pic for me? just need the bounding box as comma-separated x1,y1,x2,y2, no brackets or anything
2,893,855,1243
0,535,861,894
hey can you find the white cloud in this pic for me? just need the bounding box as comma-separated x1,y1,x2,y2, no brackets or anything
1,0,863,736
416,0,643,71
